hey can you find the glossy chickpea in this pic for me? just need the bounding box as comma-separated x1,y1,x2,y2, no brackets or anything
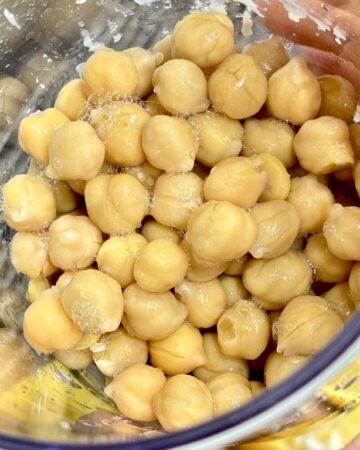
264,352,309,387
26,278,50,303
68,179,86,195
152,35,172,63
122,161,162,192
54,348,92,370
51,180,78,214
323,282,355,320
208,54,267,120
250,381,266,396
54,79,88,120
143,92,167,116
257,153,290,202
55,271,76,292
141,220,180,244
224,254,249,276
349,263,360,306
267,56,321,125
218,275,250,307
72,333,100,351
353,161,360,198
349,123,360,159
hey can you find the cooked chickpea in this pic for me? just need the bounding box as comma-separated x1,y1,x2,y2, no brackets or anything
142,115,198,173
153,374,213,431
54,348,92,370
193,332,249,382
105,363,166,422
91,102,150,166
3,175,56,232
143,92,167,116
276,295,344,356
204,156,268,208
349,263,360,306
242,36,289,78
353,161,360,198
257,154,290,202
305,233,353,283
91,327,148,377
134,239,188,292
243,119,296,168
0,75,29,103
82,49,138,97
152,34,172,63
18,108,70,165
208,54,267,119
323,204,360,261
11,232,55,278
56,271,76,292
149,323,206,375
51,180,78,214
61,269,124,335
218,275,250,307
188,111,244,168
264,352,309,387
224,254,250,276
68,179,86,195
217,300,270,359
122,162,162,193
288,175,334,236
23,288,83,353
175,279,226,328
267,56,321,125
85,173,149,235
252,296,285,312
207,373,252,416
26,278,50,303
72,333,100,351
349,123,360,159
293,117,354,175
323,282,355,320
243,250,312,308
54,79,88,120
152,172,203,229
250,200,300,259
318,75,357,123
141,220,180,244
186,200,257,262
47,121,105,180
122,283,187,340
153,59,209,114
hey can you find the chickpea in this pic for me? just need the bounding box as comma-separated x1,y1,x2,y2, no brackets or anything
206,373,252,416
152,172,203,229
18,108,70,165
208,54,267,120
26,278,50,303
243,250,312,307
0,75,29,103
141,220,180,244
134,239,188,293
172,12,234,68
153,59,209,114
54,79,88,120
188,111,244,168
186,200,258,263
242,36,289,78
56,271,76,292
122,283,187,341
204,156,268,208
243,119,296,168
349,123,360,159
264,352,309,387
142,115,198,173
318,75,357,123
349,263,360,307
47,121,105,180
252,296,285,312
149,323,206,375
249,200,300,259
293,117,354,175
152,34,172,63
323,282,355,320
175,279,226,328
82,49,138,97
122,161,162,192
96,234,147,288
224,254,249,276
276,295,344,356
323,204,360,261
11,232,55,278
288,175,334,236
105,363,166,422
219,275,250,307
217,300,270,359
54,348,92,370
353,161,360,198
153,374,213,430
91,102,150,166
305,233,353,283
72,333,100,351
61,269,124,335
85,173,149,235
23,288,83,353
3,174,56,232
91,327,148,377
267,56,321,125
143,92,167,116
68,179,86,195
257,153,290,202
51,180,78,214
193,332,249,382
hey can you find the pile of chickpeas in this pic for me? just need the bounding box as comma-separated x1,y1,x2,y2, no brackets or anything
3,11,360,431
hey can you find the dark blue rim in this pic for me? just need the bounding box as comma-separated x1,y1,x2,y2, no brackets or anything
1,312,360,450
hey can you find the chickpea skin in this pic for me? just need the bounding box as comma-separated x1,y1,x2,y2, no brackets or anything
141,220,180,244
153,59,209,114
54,79,88,120
134,239,188,293
257,153,290,202
142,115,199,173
3,175,56,232
264,352,309,387
61,269,124,335
26,278,50,303
208,54,267,120
218,275,250,307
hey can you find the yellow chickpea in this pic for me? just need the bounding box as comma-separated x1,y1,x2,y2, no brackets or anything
224,254,250,276
141,220,180,244
68,179,86,195
51,180,78,214
55,271,76,292
54,348,92,370
264,352,309,387
349,123,360,159
54,79,88,120
26,278,50,303
257,153,290,202
323,282,355,320
122,161,163,192
152,34,172,63
219,275,250,307
354,161,360,198
143,92,167,116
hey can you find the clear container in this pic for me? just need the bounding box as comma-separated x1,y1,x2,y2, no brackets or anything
0,1,360,449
